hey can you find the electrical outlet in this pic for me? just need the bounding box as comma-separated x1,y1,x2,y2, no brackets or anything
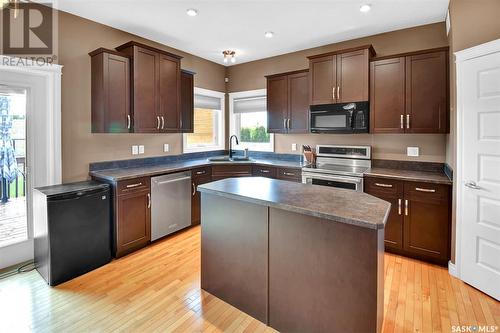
291,143,297,151
407,147,419,157
138,145,145,154
164,144,170,152
132,145,139,155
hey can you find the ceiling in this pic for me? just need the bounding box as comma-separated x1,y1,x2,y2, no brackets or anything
50,0,450,66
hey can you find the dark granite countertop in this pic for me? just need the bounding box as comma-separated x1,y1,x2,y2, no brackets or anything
90,158,306,182
198,177,390,230
364,167,452,185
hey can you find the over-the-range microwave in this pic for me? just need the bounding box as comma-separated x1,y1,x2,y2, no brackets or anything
310,101,369,134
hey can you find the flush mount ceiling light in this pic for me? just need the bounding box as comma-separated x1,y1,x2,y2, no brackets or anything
186,8,198,16
264,31,274,38
359,4,371,12
222,50,236,64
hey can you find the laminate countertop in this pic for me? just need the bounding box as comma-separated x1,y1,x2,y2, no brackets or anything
364,168,452,185
90,158,306,182
198,177,391,230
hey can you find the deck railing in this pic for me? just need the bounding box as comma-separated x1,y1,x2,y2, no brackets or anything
1,139,26,200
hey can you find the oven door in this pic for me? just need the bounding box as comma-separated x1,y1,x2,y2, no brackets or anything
302,172,363,192
310,110,352,133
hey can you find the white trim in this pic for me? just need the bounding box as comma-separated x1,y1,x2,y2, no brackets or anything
229,89,274,152
454,38,500,280
182,88,226,153
0,55,62,269
448,261,458,278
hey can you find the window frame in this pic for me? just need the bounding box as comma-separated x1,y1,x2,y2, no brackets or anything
182,87,226,153
229,89,274,152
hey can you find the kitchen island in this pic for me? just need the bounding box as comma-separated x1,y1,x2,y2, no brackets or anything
198,177,391,333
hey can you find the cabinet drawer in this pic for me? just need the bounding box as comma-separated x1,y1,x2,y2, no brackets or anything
212,165,252,177
276,167,301,182
364,177,403,198
192,166,212,179
405,182,450,203
117,177,150,195
252,165,277,178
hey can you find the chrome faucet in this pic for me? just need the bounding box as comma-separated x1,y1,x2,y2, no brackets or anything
229,135,239,159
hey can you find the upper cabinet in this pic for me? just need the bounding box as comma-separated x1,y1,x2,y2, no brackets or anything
370,48,449,134
308,45,375,106
90,41,193,134
89,48,131,133
180,70,195,133
266,69,309,134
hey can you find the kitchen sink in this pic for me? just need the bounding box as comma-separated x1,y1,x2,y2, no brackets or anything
207,156,252,162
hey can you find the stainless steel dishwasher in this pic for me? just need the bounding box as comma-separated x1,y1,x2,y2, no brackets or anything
151,171,192,241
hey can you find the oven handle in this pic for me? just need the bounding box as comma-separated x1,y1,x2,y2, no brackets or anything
302,172,363,185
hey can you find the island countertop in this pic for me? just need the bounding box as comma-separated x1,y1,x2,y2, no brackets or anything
198,177,390,230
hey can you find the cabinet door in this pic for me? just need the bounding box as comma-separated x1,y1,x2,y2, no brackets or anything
180,70,194,132
252,165,277,178
287,72,309,133
364,177,404,250
116,189,151,257
405,51,447,133
370,57,406,133
133,47,159,133
309,55,336,105
403,182,450,263
158,53,181,131
191,175,212,226
276,168,301,182
267,75,288,133
337,49,369,103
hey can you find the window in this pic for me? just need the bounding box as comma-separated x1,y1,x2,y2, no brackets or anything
229,89,274,152
183,88,225,153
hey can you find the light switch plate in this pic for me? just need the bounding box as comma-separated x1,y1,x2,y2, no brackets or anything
164,144,170,152
291,143,297,151
132,145,139,155
138,145,145,154
407,147,419,157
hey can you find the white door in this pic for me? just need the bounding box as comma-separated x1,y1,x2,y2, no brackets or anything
458,40,500,300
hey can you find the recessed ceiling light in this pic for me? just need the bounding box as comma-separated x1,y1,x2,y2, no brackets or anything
359,4,371,12
186,8,198,16
264,31,274,38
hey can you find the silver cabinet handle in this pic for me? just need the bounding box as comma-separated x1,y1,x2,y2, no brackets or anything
332,87,335,100
287,118,291,129
465,181,482,190
195,170,206,175
406,114,410,129
283,172,295,176
398,199,402,215
415,187,436,193
405,199,408,216
126,182,143,189
375,183,393,188
161,116,165,130
283,118,287,130
147,193,151,209
127,115,131,130
400,115,404,129
192,182,196,196
337,86,340,100
260,169,270,173
156,116,160,130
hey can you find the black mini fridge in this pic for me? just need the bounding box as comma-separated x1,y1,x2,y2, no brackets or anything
33,181,112,286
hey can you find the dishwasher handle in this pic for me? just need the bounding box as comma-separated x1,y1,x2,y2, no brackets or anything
153,176,192,186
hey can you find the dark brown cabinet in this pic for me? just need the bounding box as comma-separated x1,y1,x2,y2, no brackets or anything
252,165,277,178
308,45,374,106
370,48,448,134
276,167,301,182
180,70,195,132
158,53,181,131
89,48,131,133
115,177,151,257
191,167,212,226
266,70,309,134
364,176,451,265
211,164,253,181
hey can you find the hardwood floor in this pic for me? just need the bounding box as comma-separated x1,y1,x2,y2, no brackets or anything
0,226,498,332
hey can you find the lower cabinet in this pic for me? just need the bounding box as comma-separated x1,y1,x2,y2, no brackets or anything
364,176,451,265
276,167,302,182
191,167,212,226
115,177,151,257
252,165,277,178
211,164,253,181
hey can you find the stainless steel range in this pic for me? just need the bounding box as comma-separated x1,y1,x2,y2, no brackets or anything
302,145,371,192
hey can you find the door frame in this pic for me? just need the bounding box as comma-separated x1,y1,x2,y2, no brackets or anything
0,56,62,269
454,38,500,279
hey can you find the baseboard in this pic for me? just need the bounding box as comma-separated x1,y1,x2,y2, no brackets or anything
448,260,458,278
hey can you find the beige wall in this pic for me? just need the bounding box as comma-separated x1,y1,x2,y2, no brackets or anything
58,11,226,182
446,0,500,263
227,23,449,161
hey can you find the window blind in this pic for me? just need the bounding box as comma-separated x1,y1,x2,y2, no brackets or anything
233,96,266,114
195,94,221,110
